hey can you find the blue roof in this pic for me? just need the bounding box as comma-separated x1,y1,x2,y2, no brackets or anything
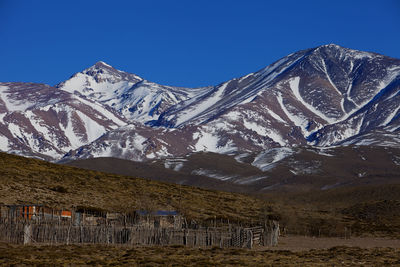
136,210,179,216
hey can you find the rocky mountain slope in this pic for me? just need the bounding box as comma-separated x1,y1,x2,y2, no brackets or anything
62,44,400,162
0,44,399,161
0,82,127,160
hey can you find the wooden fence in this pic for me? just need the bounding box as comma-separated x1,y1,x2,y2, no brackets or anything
0,220,279,248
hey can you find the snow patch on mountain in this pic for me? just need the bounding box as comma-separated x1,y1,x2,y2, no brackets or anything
338,66,400,123
308,148,335,157
173,82,228,126
382,106,400,126
59,113,85,149
192,128,236,153
276,92,311,136
73,96,126,127
75,110,106,143
234,153,251,163
191,169,239,181
0,86,35,112
289,77,335,123
252,147,294,171
236,175,269,185
243,120,286,146
320,59,343,97
0,135,9,150
266,109,287,124
25,111,58,146
164,158,187,171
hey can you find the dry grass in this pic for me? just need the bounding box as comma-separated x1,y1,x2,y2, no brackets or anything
273,236,400,251
0,242,399,266
0,152,271,223
262,186,400,238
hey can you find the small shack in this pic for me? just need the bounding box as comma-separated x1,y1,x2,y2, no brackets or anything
0,204,72,222
135,210,182,229
73,207,107,226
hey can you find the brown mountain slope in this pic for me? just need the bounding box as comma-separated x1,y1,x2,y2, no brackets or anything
65,146,400,194
64,156,254,194
0,152,269,222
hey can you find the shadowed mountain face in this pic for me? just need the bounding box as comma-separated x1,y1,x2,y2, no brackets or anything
65,146,400,194
0,44,399,161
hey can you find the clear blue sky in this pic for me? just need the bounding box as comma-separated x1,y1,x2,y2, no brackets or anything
1,0,399,87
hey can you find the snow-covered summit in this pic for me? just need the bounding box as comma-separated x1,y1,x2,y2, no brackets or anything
94,61,113,68
57,61,143,97
311,43,379,61
57,61,208,123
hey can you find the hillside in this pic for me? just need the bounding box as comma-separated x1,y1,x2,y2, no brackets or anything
0,152,268,223
66,146,400,194
65,155,254,194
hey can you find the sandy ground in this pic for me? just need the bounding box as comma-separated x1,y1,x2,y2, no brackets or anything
270,236,400,251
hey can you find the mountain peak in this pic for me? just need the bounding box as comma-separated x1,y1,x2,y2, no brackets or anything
94,61,113,68
320,43,342,49
313,43,346,53
311,43,377,61
85,61,143,81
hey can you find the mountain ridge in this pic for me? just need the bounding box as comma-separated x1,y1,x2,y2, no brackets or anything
0,44,399,162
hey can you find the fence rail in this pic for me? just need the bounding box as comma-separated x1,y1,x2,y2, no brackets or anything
0,220,279,248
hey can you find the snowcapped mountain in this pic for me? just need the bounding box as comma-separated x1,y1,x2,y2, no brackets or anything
0,82,127,160
57,61,206,123
158,44,400,131
63,44,400,162
1,44,399,162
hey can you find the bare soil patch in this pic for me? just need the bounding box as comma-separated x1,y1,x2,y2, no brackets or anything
272,236,400,251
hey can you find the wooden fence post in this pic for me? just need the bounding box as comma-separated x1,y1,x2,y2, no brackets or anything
247,230,253,249
23,224,32,245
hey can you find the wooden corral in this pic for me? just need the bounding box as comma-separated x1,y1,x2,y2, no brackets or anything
73,211,105,226
0,205,279,248
135,210,182,229
0,222,279,248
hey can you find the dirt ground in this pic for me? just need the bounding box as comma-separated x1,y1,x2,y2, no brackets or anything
1,237,400,266
272,236,400,251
